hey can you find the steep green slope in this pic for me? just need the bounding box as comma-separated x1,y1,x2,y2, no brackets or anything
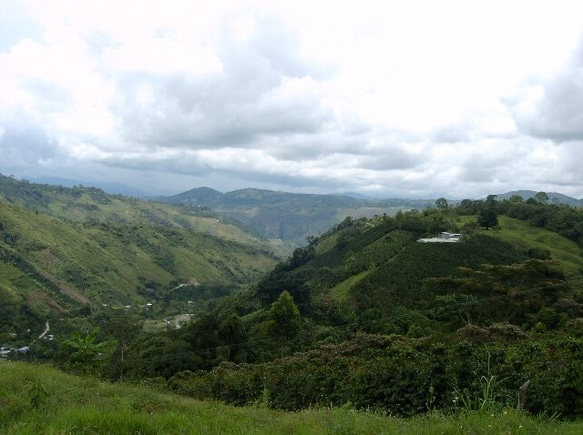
251,210,579,334
0,201,279,330
0,174,286,256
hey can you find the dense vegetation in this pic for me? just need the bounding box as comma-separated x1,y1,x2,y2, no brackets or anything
162,194,583,418
2,176,583,429
3,361,583,434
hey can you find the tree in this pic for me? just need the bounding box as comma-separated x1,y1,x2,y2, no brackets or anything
486,194,498,206
100,313,143,380
435,197,448,210
60,328,115,374
477,208,498,229
266,291,302,343
534,191,549,204
457,199,480,215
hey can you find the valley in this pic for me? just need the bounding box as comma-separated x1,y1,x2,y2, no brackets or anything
2,175,583,431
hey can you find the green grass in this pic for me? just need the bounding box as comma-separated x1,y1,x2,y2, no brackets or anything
457,215,583,276
329,270,371,304
493,216,583,276
1,361,582,434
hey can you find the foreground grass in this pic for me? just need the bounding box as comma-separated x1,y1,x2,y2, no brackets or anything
1,361,582,434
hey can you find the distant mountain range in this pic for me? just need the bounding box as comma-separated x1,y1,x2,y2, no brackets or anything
158,187,583,244
16,174,583,207
494,190,583,206
157,187,436,244
4,174,583,245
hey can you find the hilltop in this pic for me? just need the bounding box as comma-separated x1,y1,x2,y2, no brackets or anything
495,190,583,206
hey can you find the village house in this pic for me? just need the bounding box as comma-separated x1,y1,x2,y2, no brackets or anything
417,232,461,243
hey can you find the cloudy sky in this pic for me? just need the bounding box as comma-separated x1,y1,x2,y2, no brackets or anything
1,0,583,198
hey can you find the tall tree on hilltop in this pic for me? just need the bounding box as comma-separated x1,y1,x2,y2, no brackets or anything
478,207,498,229
435,197,448,209
534,191,549,204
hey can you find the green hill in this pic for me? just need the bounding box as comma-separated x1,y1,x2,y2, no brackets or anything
248,206,583,333
163,203,583,418
3,178,583,421
0,176,281,339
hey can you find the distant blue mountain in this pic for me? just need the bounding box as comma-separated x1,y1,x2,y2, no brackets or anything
495,190,583,206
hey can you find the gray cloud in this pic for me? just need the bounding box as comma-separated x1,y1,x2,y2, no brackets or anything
0,112,56,171
3,2,583,200
511,41,583,142
431,124,472,144
355,146,418,171
110,17,332,151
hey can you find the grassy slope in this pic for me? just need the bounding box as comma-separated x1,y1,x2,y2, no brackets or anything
0,175,286,256
1,361,581,434
493,216,583,276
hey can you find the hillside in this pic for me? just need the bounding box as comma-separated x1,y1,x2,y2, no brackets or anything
0,176,281,340
152,202,583,418
249,210,581,334
3,176,583,420
0,174,284,252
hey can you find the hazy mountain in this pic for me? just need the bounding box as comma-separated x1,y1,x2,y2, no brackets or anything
159,187,435,244
496,190,583,206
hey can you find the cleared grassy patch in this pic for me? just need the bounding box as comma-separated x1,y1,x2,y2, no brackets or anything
492,216,583,276
458,215,583,276
329,270,371,304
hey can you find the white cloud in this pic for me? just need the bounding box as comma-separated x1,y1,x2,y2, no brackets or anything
1,0,583,198
103,38,223,76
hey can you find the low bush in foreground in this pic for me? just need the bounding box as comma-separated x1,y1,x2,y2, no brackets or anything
170,333,583,419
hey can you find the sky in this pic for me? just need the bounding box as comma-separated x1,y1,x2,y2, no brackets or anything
1,0,583,199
